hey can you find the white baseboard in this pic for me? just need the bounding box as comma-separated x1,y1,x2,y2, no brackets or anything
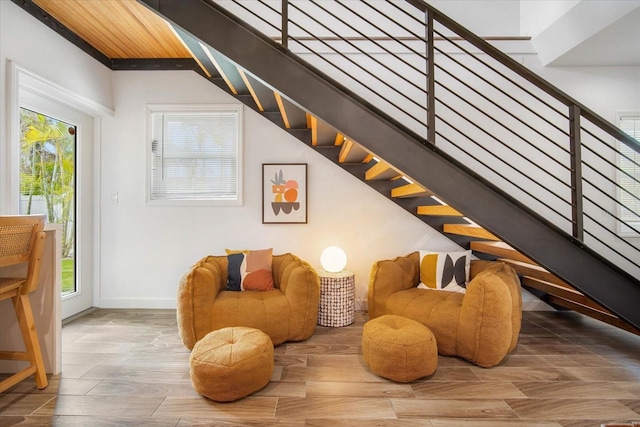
98,297,176,309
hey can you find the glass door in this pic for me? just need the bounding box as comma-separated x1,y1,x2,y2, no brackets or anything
17,91,95,319
19,108,77,296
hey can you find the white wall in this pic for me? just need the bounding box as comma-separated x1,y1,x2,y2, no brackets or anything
520,0,579,37
0,3,113,111
428,0,521,36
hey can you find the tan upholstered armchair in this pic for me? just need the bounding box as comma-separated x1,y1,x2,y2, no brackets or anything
177,253,320,349
368,252,522,367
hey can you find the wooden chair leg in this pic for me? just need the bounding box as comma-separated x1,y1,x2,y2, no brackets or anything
14,294,48,389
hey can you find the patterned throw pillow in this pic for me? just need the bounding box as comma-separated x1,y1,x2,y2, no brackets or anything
418,250,471,293
226,248,274,291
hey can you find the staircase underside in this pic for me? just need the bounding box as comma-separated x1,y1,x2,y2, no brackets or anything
136,0,640,333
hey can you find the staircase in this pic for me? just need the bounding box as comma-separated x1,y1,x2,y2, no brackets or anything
139,0,640,333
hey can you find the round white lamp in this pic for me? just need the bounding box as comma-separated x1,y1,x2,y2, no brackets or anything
320,246,347,273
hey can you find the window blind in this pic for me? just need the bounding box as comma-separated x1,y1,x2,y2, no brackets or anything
150,109,240,202
619,115,640,228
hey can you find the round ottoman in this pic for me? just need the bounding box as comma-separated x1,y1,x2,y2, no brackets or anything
190,327,274,402
362,315,437,383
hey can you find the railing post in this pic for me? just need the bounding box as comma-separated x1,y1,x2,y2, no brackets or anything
426,10,435,145
281,0,288,49
569,104,584,240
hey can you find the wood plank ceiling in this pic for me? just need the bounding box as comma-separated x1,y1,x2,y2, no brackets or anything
32,0,190,59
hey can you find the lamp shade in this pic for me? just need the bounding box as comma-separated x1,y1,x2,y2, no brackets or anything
320,246,347,273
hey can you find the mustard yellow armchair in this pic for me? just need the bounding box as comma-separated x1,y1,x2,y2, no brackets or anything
368,252,522,367
177,253,320,349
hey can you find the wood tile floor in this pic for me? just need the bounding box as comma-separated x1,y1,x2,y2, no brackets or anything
1,309,640,426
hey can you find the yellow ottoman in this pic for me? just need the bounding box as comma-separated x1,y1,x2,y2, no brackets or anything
190,327,274,402
362,315,437,383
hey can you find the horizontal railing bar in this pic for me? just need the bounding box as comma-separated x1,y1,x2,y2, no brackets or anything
435,84,572,186
435,62,572,160
361,0,427,46
337,0,426,55
581,159,640,207
579,110,640,154
421,1,578,108
582,179,640,236
384,0,427,26
272,35,532,43
434,29,569,123
287,4,427,99
581,138,640,191
582,160,640,214
232,0,281,34
618,149,640,171
583,222,640,270
404,0,429,13
432,47,569,135
286,29,426,105
582,126,640,179
313,0,427,76
287,33,427,128
435,112,573,222
414,0,640,154
431,54,568,145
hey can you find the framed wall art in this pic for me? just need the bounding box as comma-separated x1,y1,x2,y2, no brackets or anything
262,163,307,224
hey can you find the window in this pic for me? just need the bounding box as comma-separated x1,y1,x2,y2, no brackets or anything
618,114,640,235
148,105,242,205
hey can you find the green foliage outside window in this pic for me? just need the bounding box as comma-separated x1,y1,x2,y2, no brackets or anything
19,108,75,258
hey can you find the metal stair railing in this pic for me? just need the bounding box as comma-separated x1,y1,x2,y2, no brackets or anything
213,0,640,280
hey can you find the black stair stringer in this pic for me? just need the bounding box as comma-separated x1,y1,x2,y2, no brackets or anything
138,0,640,330
312,146,465,233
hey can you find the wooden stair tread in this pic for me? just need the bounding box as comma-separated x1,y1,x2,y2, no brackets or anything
203,47,242,95
417,205,463,216
522,274,639,334
520,276,614,315
275,92,291,128
274,92,307,129
365,161,401,181
443,224,499,240
391,183,433,198
521,276,582,296
308,114,338,146
237,68,278,112
522,276,615,316
499,258,571,288
470,240,536,264
339,139,370,163
238,69,262,111
170,25,216,79
546,295,640,335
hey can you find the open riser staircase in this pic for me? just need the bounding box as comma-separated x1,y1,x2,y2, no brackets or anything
137,0,640,332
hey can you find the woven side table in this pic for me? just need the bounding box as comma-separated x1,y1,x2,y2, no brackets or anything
317,270,355,327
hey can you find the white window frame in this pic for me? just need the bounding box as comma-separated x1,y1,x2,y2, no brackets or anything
616,112,640,237
146,104,243,206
